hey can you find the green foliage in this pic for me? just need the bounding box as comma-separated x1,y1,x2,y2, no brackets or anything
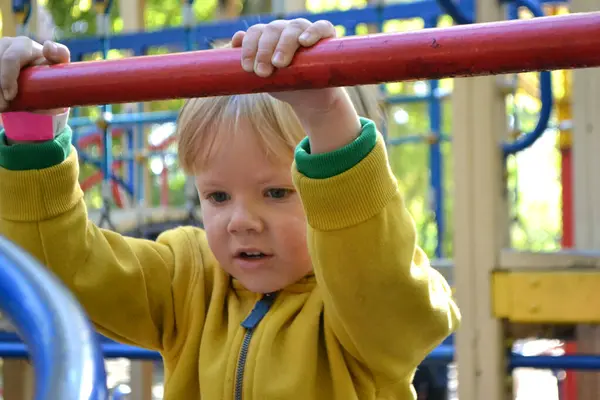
44,0,219,39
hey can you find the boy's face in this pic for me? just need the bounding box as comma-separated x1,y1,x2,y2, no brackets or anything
194,121,312,293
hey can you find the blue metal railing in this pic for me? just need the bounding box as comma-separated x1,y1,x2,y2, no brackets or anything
0,341,160,361
0,235,108,399
2,334,599,372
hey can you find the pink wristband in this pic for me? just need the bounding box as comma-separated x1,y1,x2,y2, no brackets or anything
1,109,69,142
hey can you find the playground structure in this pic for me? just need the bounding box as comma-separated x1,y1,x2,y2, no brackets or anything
0,0,599,400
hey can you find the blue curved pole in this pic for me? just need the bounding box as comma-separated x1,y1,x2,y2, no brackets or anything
502,0,553,155
502,70,553,155
437,0,552,156
0,236,108,399
436,0,474,24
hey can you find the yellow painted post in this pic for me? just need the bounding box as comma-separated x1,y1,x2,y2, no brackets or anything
557,71,572,154
452,0,510,398
493,269,600,323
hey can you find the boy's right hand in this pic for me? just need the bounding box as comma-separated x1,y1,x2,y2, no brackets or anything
0,36,70,113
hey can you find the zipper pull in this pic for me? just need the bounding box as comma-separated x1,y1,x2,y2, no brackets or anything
241,292,277,329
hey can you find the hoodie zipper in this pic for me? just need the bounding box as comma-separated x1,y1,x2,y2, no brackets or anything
234,293,277,400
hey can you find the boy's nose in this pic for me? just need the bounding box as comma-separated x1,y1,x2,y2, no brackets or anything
227,205,264,234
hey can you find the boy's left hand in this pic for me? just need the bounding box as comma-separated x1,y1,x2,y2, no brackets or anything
231,18,341,112
233,19,362,154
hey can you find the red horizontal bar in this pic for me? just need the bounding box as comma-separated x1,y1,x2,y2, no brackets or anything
8,12,600,111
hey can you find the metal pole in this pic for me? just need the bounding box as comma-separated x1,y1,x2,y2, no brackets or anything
7,12,600,111
0,236,108,400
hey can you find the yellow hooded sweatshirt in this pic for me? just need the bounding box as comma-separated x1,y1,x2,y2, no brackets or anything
0,117,459,399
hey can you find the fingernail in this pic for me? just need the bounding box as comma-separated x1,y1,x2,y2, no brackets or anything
272,51,284,65
49,41,58,54
256,62,272,76
299,32,312,42
242,57,253,71
3,89,11,100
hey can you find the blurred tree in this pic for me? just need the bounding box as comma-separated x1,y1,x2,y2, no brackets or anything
242,0,272,14
44,0,220,39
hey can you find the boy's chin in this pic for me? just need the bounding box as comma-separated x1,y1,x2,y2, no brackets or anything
228,266,313,294
230,272,296,294
236,278,286,295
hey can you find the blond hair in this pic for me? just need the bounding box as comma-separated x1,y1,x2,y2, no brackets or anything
176,86,384,174
176,93,306,174
176,37,384,173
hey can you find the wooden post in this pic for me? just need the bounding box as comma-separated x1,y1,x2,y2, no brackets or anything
117,3,155,400
452,0,510,398
241,0,272,15
571,0,600,398
0,1,17,37
119,0,145,32
271,0,306,14
217,0,241,19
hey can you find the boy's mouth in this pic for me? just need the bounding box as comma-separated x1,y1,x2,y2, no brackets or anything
234,249,273,269
239,251,266,259
235,250,272,260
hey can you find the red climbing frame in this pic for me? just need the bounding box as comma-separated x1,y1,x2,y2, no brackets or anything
6,13,600,111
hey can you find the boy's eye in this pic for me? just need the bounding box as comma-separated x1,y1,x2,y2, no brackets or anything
207,191,230,203
265,188,292,199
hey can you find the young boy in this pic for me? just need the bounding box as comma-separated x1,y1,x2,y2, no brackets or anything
0,19,459,399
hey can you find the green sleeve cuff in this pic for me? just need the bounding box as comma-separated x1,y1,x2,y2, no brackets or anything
295,117,377,179
0,126,73,171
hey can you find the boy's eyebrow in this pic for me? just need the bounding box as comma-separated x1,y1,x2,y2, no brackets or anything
254,173,293,186
255,176,278,185
195,177,224,188
197,171,292,187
